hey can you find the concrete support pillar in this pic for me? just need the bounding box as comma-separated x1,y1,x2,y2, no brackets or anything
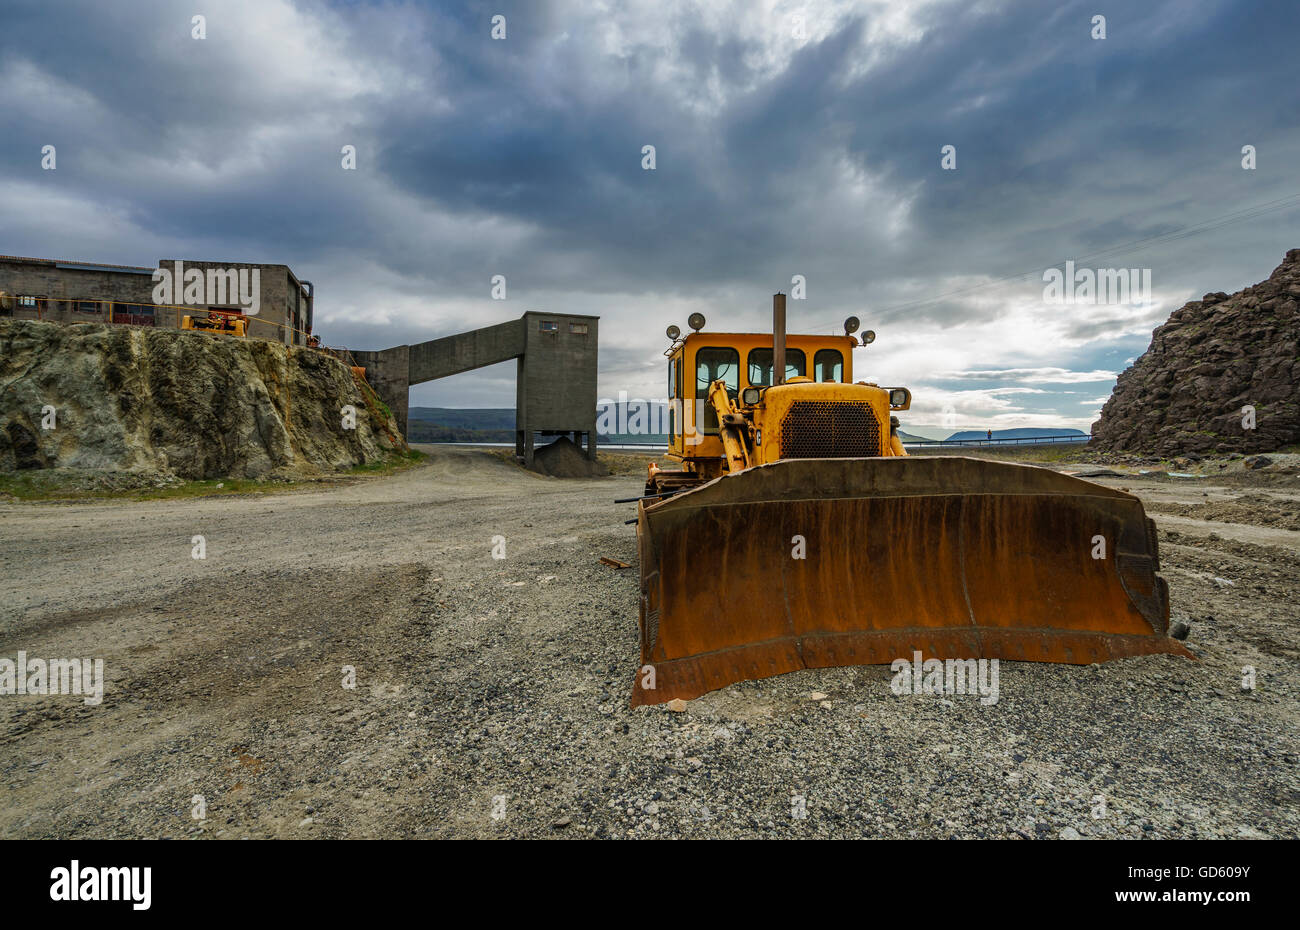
350,345,411,438
523,430,535,468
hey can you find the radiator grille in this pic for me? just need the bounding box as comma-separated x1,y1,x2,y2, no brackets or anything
779,401,881,458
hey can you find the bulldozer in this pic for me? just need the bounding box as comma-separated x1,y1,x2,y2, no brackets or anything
181,309,248,338
631,294,1193,706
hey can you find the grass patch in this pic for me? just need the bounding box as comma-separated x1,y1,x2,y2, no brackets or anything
345,448,425,474
0,449,429,503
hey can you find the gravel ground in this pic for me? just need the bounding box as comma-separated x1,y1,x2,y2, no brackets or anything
1143,493,1300,531
1,446,1297,839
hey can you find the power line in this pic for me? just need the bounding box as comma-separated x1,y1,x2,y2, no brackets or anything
813,191,1300,328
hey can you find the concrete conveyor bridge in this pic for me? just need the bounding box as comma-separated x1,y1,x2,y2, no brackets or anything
351,311,599,466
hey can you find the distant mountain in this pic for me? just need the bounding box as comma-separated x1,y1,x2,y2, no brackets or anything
405,407,514,443
945,427,1087,441
404,405,667,444
407,425,515,442
407,407,514,430
408,405,1085,446
894,426,953,441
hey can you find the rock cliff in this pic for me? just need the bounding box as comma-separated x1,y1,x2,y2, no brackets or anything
1091,248,1299,454
0,319,405,478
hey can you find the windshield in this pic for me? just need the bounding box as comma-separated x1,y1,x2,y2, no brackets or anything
695,346,739,433
747,347,806,386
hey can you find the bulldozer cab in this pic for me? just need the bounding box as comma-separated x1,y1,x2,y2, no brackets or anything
666,330,857,464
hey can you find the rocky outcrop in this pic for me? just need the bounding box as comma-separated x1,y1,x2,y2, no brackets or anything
1091,248,1300,455
0,319,405,478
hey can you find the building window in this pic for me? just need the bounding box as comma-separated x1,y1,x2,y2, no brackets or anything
539,320,558,333
76,300,99,313
18,296,37,308
569,322,588,335
111,304,156,327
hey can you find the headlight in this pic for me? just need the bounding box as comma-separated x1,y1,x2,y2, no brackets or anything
742,387,761,405
888,388,910,408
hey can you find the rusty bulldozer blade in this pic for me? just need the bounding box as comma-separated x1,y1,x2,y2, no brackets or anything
632,456,1193,706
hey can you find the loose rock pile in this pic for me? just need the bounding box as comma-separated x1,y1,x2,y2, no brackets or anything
1091,248,1299,455
531,436,610,478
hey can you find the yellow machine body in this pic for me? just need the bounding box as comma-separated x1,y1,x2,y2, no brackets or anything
181,312,248,338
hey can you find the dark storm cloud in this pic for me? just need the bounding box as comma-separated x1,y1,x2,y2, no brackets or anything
369,0,1299,309
1,0,1296,419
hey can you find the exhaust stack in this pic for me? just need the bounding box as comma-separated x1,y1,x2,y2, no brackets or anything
773,292,786,386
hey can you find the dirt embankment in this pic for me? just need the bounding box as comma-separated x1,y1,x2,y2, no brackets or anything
0,319,404,480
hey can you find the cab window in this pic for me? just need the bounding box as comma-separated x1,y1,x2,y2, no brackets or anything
747,348,805,386
668,357,678,440
695,347,739,434
813,349,843,383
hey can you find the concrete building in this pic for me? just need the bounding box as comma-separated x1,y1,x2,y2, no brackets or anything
0,254,314,346
352,311,599,466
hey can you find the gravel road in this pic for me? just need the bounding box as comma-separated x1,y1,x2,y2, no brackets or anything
1,446,1297,839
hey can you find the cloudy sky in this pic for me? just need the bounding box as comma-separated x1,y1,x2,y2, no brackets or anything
2,0,1297,431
